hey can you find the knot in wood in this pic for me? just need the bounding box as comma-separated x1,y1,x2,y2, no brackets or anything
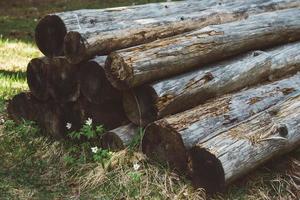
271,124,288,137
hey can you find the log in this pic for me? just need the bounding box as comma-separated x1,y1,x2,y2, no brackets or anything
35,0,235,57
27,57,50,101
41,101,84,139
106,8,300,89
124,41,300,125
100,123,139,151
79,98,128,131
67,0,300,64
47,57,80,102
79,56,121,104
188,94,300,193
142,74,300,172
7,92,44,124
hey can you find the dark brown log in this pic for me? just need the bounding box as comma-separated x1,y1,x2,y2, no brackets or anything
142,74,300,173
35,0,235,57
7,92,44,124
188,94,300,193
41,101,84,139
27,57,50,101
67,0,300,64
79,98,128,131
106,8,300,89
100,123,139,151
79,56,121,104
47,57,80,102
124,42,300,125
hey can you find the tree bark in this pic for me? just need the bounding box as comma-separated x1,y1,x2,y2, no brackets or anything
188,94,300,193
79,98,128,131
124,42,300,125
35,0,231,56
142,74,300,173
79,56,121,104
7,92,44,124
106,8,300,90
100,123,139,151
27,57,50,101
47,57,80,103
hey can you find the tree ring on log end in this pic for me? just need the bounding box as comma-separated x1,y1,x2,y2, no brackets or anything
188,147,225,194
35,15,67,56
142,122,187,172
64,31,87,64
80,61,106,104
123,85,158,126
27,58,49,101
100,132,124,151
105,53,133,90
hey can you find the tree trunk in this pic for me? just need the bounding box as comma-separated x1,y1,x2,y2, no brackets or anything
100,123,139,151
41,101,84,139
27,57,50,101
124,41,300,125
67,0,300,64
79,98,128,131
188,94,300,193
35,0,231,56
47,57,80,103
106,8,300,90
7,92,44,124
142,74,300,173
79,56,121,104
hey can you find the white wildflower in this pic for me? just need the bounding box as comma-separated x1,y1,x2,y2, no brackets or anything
0,118,5,124
86,118,93,126
91,147,98,153
66,122,72,130
133,163,140,171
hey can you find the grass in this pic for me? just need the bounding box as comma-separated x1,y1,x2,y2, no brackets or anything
0,0,299,199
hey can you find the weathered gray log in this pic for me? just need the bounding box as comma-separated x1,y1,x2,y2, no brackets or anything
27,57,50,101
100,123,139,151
142,74,300,173
79,98,128,131
124,42,300,125
7,92,44,124
106,8,300,90
35,0,231,56
67,0,300,64
188,94,300,193
79,56,121,104
47,57,80,102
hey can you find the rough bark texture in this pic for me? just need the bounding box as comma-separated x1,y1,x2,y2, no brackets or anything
27,57,50,101
67,0,300,64
188,94,300,193
36,0,231,56
79,98,128,131
100,123,139,151
106,8,300,89
142,74,300,173
124,42,300,125
79,56,121,104
7,92,44,124
47,57,80,102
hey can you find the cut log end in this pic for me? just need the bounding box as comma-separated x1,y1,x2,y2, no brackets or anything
123,85,158,126
105,53,133,90
35,15,67,56
64,31,87,64
100,132,125,151
27,58,49,101
142,122,187,172
188,147,225,194
79,61,106,104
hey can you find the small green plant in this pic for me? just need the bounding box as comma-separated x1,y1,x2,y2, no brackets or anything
128,127,144,151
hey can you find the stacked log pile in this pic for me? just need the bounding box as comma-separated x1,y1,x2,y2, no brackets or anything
7,0,300,193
